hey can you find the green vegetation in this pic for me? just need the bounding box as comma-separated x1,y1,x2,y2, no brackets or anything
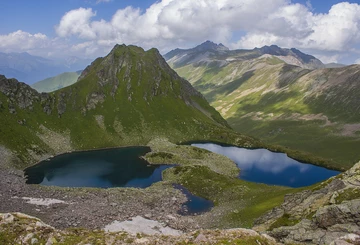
145,138,239,177
163,165,296,228
335,188,360,204
31,71,81,92
170,52,360,170
268,213,300,231
228,117,359,170
1,45,252,168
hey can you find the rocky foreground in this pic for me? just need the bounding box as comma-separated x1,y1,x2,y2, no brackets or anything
255,162,360,245
0,212,279,245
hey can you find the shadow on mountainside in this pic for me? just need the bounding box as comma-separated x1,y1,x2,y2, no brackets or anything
277,65,311,88
205,70,255,103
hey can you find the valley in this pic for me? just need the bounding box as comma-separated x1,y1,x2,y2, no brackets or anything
0,43,359,245
166,41,360,169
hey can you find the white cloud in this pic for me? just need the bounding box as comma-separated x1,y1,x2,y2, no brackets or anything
56,8,97,39
313,54,340,64
53,1,360,56
236,2,360,52
0,30,49,52
355,58,360,64
0,31,72,58
2,0,360,64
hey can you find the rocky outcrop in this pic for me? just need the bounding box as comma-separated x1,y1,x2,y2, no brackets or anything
254,162,360,245
0,75,58,116
0,75,40,112
0,212,279,245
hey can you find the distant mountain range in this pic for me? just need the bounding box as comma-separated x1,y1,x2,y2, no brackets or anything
0,52,91,84
31,71,82,93
165,41,325,70
165,41,360,168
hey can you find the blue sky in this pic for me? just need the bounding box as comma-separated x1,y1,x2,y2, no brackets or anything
0,0,155,35
1,0,360,64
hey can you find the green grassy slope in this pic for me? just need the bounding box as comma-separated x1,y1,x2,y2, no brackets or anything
31,71,81,92
0,44,260,168
168,50,360,169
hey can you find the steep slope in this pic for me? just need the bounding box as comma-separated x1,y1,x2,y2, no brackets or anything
0,52,90,84
0,44,256,168
166,42,360,168
31,70,81,92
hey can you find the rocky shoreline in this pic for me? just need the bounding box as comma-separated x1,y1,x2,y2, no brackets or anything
0,165,204,232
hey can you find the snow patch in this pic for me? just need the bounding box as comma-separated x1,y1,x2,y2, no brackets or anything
104,216,182,236
13,197,67,206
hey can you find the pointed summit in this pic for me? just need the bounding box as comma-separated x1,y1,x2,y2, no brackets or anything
0,44,234,162
194,41,229,52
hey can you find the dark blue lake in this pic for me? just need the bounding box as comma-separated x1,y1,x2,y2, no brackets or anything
174,184,214,215
24,147,172,188
191,143,340,188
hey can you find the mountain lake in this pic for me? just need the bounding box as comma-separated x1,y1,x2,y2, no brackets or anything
192,143,340,188
24,146,173,188
24,146,215,215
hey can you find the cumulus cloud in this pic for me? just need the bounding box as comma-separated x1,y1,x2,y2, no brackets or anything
236,2,360,53
53,1,360,57
56,8,97,39
0,31,71,58
355,58,360,64
0,30,49,51
2,0,360,63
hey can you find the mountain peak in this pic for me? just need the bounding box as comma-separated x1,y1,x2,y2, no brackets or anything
194,41,229,52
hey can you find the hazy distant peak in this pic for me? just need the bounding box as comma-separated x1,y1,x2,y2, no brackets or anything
194,40,230,52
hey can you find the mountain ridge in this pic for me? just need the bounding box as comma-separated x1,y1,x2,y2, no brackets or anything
165,41,324,70
0,44,254,167
165,42,360,168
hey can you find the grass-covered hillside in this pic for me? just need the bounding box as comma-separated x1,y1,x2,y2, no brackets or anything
166,42,360,169
31,71,81,93
0,44,261,168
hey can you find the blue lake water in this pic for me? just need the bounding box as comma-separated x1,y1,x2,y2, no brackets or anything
24,147,173,188
191,143,340,188
173,184,214,215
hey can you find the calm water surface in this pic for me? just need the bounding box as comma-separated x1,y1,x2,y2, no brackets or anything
174,184,214,215
192,143,340,187
25,147,173,188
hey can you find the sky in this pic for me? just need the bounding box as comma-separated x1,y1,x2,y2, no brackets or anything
1,0,360,64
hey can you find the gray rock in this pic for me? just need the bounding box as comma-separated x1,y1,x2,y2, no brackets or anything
256,161,360,245
315,200,360,228
31,238,39,244
3,213,15,223
194,233,208,243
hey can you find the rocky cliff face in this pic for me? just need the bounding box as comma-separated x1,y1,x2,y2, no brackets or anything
254,162,360,245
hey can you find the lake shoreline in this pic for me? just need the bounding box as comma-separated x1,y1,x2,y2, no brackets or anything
0,165,201,231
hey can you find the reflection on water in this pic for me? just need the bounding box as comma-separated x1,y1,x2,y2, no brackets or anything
25,147,173,189
192,143,340,187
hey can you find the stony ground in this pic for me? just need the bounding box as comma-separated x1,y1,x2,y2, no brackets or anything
0,212,280,245
254,161,360,245
0,139,239,234
0,165,204,231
